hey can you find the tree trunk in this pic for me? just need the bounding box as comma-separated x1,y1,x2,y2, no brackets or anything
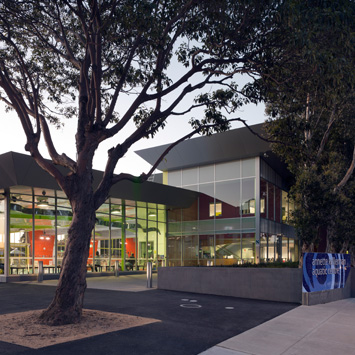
39,191,96,326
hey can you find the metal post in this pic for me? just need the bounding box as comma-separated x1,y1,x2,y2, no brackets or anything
38,261,43,282
114,260,120,277
147,261,152,288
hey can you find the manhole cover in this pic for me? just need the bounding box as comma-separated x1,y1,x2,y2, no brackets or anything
180,304,202,308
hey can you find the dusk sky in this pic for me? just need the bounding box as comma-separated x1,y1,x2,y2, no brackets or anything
0,99,266,176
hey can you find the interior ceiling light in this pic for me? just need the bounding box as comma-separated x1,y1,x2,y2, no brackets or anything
37,190,48,207
148,211,156,217
111,208,121,215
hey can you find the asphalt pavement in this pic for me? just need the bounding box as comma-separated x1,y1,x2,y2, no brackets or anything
0,275,299,355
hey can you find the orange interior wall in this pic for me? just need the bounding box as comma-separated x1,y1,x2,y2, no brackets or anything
29,230,55,265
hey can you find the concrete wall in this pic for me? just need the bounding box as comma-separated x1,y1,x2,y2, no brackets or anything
302,283,351,306
158,267,303,304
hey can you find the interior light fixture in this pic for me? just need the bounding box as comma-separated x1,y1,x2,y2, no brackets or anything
148,211,156,217
37,190,48,207
111,208,121,215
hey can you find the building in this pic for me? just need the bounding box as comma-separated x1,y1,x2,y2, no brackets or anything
136,123,298,266
0,151,197,280
0,124,298,280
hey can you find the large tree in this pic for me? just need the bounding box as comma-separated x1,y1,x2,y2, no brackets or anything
256,0,355,260
0,0,283,325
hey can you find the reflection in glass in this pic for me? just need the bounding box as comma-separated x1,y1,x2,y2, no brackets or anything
267,183,274,221
157,221,166,265
95,204,110,271
9,194,34,274
137,218,147,270
260,233,268,262
56,198,72,270
275,187,281,223
199,165,214,183
268,234,276,261
242,158,255,177
182,235,198,266
199,235,214,266
167,236,181,266
215,234,241,265
241,178,255,216
168,170,181,187
182,167,198,186
260,179,267,218
215,161,240,181
0,198,4,274
241,233,255,262
215,180,240,218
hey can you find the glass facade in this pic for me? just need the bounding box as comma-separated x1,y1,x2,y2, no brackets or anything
0,155,298,276
0,196,4,274
166,157,299,266
2,186,167,275
167,158,258,266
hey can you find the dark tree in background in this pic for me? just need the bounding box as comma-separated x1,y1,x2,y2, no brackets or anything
0,0,283,325
255,0,355,262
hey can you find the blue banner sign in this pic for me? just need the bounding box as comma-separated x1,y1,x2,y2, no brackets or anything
302,253,351,293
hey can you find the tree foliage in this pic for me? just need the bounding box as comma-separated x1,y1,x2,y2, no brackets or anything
256,0,355,257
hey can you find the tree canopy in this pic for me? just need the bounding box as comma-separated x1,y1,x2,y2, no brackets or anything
257,0,355,258
0,0,287,325
0,0,280,200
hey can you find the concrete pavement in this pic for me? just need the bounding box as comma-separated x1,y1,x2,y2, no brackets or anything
0,275,298,354
3,275,355,354
200,298,355,355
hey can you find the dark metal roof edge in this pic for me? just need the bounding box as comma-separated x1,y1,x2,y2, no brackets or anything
135,123,270,171
0,151,198,208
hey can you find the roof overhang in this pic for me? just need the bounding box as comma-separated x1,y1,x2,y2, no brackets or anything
0,151,198,208
135,123,293,182
136,123,272,171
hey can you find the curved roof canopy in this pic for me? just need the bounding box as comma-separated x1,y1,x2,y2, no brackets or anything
0,151,198,208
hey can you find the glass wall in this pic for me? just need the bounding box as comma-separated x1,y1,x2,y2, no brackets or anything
166,157,298,266
56,195,72,270
94,203,110,272
0,196,4,274
4,186,167,275
216,234,241,265
259,233,298,262
10,190,35,274
167,158,257,266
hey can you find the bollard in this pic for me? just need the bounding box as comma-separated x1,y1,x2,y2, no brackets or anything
38,261,43,282
147,261,152,288
114,260,120,277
